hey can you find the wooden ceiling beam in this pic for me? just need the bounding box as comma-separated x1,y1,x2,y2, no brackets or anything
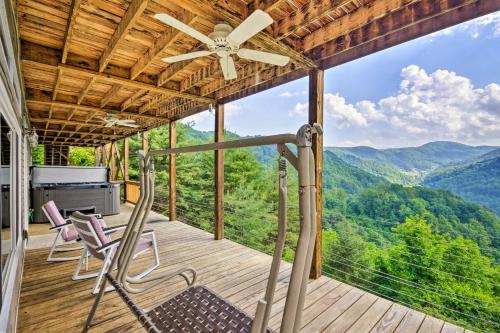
22,59,214,104
31,117,110,128
99,0,149,72
275,0,355,39
42,134,112,142
78,77,95,104
100,83,122,107
249,0,288,13
301,0,417,52
42,128,120,139
61,0,82,63
131,11,197,80
174,0,316,68
40,141,99,147
121,89,148,111
27,98,166,121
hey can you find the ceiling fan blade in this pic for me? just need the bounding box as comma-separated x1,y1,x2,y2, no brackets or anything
219,55,237,81
227,9,273,45
121,123,140,128
237,48,290,66
154,13,214,47
161,50,213,63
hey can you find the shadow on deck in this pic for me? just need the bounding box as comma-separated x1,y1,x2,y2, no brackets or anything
18,204,467,332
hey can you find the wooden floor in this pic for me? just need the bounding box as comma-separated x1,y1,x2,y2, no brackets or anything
18,205,468,333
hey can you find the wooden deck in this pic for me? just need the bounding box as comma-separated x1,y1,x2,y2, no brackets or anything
18,205,467,333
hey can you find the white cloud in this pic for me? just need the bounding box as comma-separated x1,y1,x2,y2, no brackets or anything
429,12,500,40
324,93,368,128
289,102,307,117
280,90,306,98
373,65,500,142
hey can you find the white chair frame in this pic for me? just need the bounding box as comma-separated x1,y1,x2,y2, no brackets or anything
70,216,160,295
43,205,84,262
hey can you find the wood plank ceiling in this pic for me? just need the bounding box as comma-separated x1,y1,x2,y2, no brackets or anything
17,0,499,147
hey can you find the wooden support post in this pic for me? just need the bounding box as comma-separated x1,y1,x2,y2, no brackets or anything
169,121,177,222
214,104,224,240
309,69,324,279
142,131,149,153
95,147,100,166
123,137,129,203
110,141,116,181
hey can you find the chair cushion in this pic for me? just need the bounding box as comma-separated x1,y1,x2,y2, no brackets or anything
89,215,111,245
44,201,74,242
135,238,153,254
64,229,80,242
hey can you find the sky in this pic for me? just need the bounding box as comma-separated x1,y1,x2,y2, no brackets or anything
183,12,500,148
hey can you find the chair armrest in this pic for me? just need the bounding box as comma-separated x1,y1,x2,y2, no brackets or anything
103,224,127,234
97,238,121,253
97,229,154,253
49,222,72,230
142,229,154,236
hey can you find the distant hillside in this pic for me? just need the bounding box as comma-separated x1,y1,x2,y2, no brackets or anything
330,142,497,179
424,156,500,216
329,147,418,184
323,150,387,197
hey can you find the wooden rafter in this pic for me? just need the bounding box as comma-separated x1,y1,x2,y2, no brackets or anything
43,128,120,139
275,0,356,39
78,77,95,104
26,99,167,121
99,0,149,72
62,0,82,63
121,89,148,111
131,10,197,79
251,0,289,13
101,84,122,108
31,117,118,129
22,59,214,104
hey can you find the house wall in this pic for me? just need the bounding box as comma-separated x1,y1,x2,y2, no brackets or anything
0,1,31,332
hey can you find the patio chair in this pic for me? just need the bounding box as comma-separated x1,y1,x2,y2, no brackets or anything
70,211,160,294
42,200,89,262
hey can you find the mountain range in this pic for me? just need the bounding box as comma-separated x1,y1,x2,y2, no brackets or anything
175,127,500,217
330,142,500,215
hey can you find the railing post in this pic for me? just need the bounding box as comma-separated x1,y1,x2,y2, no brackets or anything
309,68,324,279
123,137,129,203
215,104,224,240
169,121,177,222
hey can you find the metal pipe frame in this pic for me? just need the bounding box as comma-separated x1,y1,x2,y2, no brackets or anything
83,124,321,333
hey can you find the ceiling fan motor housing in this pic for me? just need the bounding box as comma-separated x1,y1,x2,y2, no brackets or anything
208,23,237,56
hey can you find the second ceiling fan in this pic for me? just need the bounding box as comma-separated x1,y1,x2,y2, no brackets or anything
153,9,290,81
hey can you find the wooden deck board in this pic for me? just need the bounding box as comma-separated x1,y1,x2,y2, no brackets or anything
17,206,468,332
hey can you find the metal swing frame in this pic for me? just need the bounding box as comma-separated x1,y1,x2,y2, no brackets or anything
83,123,322,333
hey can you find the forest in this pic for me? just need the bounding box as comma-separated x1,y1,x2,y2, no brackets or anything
37,123,500,332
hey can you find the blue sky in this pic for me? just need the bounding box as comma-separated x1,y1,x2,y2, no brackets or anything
184,12,500,148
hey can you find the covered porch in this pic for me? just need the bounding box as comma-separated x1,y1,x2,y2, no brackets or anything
18,204,466,333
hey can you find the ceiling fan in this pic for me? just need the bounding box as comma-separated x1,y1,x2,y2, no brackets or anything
153,9,290,81
98,115,139,128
